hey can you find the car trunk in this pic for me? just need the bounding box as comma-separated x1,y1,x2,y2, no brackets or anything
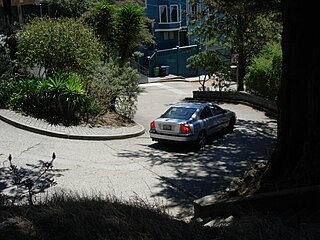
154,118,184,134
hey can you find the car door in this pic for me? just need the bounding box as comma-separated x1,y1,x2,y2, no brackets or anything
199,106,215,135
211,105,229,131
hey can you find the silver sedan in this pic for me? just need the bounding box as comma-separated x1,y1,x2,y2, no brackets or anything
149,102,236,148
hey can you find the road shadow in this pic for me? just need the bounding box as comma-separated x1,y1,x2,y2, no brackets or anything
117,119,277,219
0,154,68,204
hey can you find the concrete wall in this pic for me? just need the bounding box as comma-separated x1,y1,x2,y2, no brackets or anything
192,91,278,115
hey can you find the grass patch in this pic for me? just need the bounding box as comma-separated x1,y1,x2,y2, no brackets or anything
1,192,319,240
0,192,215,240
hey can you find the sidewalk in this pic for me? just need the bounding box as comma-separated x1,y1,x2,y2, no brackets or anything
148,74,199,83
139,74,204,84
0,75,212,140
0,109,145,140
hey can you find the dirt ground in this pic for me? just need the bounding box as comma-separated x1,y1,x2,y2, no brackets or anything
84,111,135,127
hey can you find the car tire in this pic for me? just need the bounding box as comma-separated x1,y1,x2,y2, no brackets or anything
227,116,236,132
197,130,207,148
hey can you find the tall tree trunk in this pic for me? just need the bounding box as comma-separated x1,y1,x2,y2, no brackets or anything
261,0,320,189
237,52,246,91
3,0,12,25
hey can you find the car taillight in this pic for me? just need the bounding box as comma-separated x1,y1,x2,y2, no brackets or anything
150,121,155,130
180,124,191,133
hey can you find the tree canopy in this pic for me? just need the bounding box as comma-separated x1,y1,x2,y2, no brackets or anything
83,1,154,64
17,17,103,76
188,0,282,91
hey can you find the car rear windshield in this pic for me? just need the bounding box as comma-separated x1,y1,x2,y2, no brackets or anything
161,107,197,120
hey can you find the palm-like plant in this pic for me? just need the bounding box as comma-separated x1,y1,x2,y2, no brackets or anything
43,71,86,119
83,1,115,44
115,3,152,65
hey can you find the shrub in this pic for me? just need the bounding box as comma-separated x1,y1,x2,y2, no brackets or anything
0,35,13,76
16,17,103,77
86,60,140,119
40,71,87,120
0,35,16,107
7,71,87,120
244,42,282,100
187,50,230,91
8,77,42,111
44,0,92,18
0,76,16,108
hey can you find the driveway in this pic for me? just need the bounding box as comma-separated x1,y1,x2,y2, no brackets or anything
0,81,277,220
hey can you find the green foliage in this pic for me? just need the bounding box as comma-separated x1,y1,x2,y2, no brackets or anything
17,17,103,76
0,37,16,107
0,36,13,76
8,77,42,111
7,71,87,120
44,0,93,18
83,1,154,64
187,51,230,91
82,0,117,59
0,76,17,108
115,3,153,64
83,0,115,44
244,42,282,100
188,0,282,90
86,60,140,119
41,71,87,119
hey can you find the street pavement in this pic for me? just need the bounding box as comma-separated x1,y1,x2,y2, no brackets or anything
0,77,277,220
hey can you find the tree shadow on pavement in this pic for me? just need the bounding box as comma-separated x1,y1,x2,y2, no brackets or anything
0,155,69,204
117,119,277,219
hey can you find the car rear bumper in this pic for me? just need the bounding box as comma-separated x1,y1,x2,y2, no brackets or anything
150,132,197,142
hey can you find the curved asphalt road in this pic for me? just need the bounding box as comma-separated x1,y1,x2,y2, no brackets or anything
0,81,277,220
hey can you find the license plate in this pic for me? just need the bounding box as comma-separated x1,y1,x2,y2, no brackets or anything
163,124,172,131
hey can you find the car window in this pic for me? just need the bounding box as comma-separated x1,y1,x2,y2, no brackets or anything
161,107,197,120
200,106,213,119
211,105,225,115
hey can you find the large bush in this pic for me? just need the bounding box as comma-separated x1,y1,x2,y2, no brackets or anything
244,42,282,100
86,60,140,119
44,0,92,18
7,72,87,120
0,35,16,107
17,17,103,77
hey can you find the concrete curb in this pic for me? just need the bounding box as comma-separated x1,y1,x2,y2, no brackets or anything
0,110,145,141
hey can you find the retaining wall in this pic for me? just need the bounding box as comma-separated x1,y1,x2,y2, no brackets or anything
192,91,278,116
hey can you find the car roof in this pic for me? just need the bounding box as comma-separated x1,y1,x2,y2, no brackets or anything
172,101,212,109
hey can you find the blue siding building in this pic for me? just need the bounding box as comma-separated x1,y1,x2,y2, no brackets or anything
144,0,189,50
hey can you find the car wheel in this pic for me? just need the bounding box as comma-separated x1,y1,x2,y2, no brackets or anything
227,116,236,132
197,130,207,148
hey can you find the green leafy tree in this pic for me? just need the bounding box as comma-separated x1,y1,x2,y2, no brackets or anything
189,0,282,91
82,1,117,59
244,42,282,99
115,3,153,65
17,17,103,77
83,1,153,64
187,51,229,91
44,0,93,18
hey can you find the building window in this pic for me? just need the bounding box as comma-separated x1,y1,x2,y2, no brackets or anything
159,5,168,23
191,4,198,14
164,31,175,40
170,5,178,22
